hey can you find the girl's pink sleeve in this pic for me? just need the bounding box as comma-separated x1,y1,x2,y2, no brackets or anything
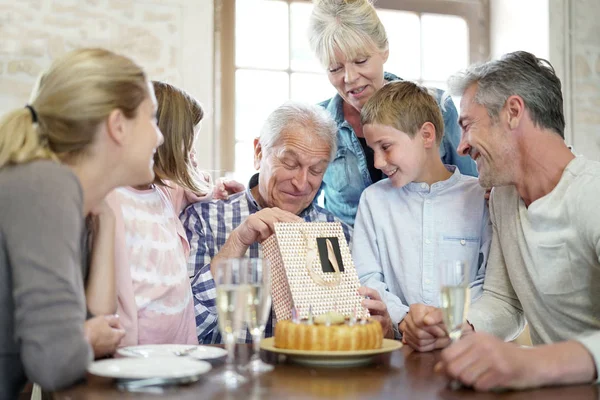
105,190,138,347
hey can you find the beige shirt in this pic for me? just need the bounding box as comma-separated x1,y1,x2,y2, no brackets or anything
468,156,600,381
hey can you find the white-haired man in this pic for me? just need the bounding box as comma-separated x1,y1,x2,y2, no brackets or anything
182,101,394,344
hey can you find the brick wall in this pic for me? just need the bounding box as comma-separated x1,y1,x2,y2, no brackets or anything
0,0,215,169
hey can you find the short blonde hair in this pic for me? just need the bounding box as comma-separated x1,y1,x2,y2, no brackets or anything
152,81,210,195
0,48,148,168
308,0,388,68
361,81,444,144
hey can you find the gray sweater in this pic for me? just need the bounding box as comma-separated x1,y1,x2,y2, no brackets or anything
0,160,92,398
468,156,600,382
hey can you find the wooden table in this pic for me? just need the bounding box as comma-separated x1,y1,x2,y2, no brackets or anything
54,345,598,399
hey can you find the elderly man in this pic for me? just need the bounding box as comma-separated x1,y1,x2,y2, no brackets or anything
182,101,394,344
401,51,600,390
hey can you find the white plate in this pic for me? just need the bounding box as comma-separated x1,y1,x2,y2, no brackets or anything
117,344,227,360
260,338,402,368
88,356,212,380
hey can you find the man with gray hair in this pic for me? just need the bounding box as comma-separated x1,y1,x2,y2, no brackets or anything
182,101,395,344
401,51,600,390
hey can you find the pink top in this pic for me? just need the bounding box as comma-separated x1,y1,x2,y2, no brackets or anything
107,184,204,346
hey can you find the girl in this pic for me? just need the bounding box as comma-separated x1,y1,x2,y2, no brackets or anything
108,81,212,346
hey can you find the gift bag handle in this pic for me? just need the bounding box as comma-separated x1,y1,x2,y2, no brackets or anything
304,233,342,287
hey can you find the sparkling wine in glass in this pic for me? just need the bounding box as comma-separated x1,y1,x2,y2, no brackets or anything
439,260,471,342
440,260,470,390
243,258,273,373
214,258,249,388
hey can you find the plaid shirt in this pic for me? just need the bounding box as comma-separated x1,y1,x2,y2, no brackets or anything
181,174,352,344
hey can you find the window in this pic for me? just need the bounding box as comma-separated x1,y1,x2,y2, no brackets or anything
215,0,488,183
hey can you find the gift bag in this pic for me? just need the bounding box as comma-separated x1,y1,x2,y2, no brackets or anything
261,222,367,322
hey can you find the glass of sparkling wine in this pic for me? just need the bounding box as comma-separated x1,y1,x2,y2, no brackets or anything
242,258,274,373
215,258,249,388
439,260,471,343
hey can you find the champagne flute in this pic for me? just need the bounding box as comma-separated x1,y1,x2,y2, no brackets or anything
439,260,471,342
242,258,274,373
439,260,470,390
215,258,249,388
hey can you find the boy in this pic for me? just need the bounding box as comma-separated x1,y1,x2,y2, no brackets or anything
354,81,491,339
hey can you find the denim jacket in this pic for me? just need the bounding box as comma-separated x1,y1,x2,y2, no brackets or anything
318,72,478,227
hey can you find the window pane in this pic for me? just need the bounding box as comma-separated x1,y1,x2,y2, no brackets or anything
235,69,289,143
378,10,421,80
423,80,461,115
290,2,323,72
290,72,335,104
422,80,448,92
233,141,256,185
236,0,289,69
421,14,469,82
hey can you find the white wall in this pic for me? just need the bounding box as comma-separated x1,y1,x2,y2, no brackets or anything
490,0,549,60
0,0,215,169
490,0,600,161
564,0,600,160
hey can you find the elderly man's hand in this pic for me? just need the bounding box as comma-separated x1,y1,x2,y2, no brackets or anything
399,304,451,352
358,286,394,339
234,207,303,248
210,208,303,275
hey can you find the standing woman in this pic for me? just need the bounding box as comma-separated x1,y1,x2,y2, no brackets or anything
0,48,163,397
309,0,477,226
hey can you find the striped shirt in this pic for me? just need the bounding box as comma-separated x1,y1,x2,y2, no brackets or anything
181,174,352,344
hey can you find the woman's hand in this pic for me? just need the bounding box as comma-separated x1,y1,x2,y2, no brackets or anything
88,200,115,234
213,178,245,200
84,314,125,358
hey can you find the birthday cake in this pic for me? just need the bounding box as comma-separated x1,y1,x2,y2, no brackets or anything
274,312,383,351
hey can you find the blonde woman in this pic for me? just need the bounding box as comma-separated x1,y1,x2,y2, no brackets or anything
0,48,163,397
308,0,477,227
107,81,212,346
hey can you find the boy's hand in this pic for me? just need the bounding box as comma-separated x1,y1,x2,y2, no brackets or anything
400,304,449,352
358,286,394,339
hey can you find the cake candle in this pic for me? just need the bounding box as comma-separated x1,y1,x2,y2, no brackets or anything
349,307,357,327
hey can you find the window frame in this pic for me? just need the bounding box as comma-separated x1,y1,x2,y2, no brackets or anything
214,0,489,176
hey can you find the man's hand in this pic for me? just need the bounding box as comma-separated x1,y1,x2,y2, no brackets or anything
436,333,596,391
358,286,394,339
210,208,303,275
84,314,125,358
232,208,303,248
